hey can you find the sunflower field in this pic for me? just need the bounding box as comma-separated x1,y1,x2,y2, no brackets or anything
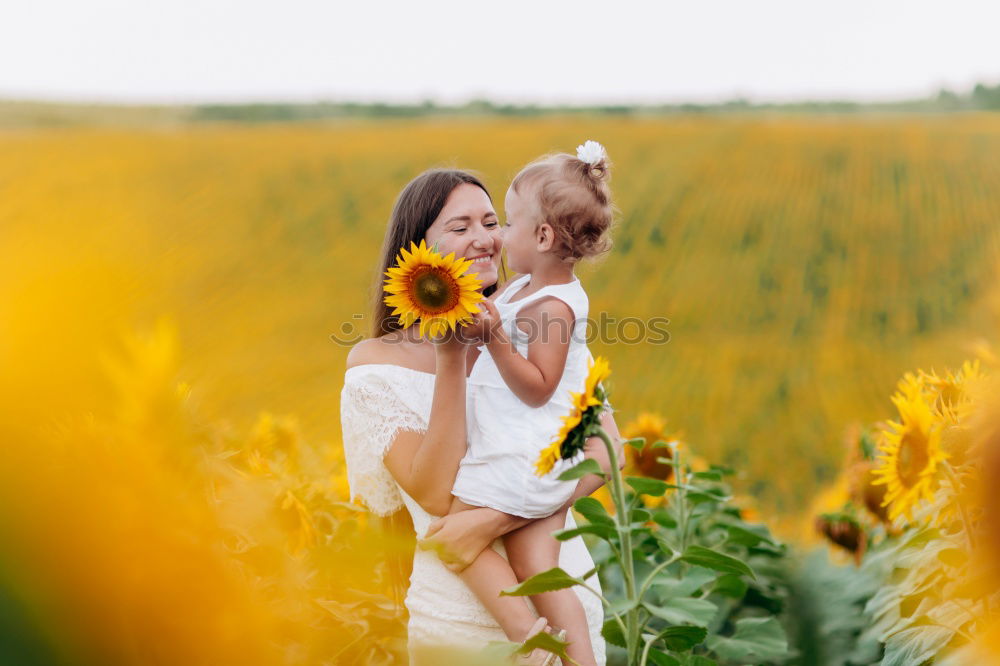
2,112,1000,664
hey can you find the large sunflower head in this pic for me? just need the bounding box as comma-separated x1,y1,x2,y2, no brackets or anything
871,390,948,523
383,240,484,338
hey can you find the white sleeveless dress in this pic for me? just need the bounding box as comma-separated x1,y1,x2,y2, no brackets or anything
453,273,594,518
340,362,606,664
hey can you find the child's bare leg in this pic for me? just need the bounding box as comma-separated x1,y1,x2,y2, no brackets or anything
446,498,541,641
505,510,597,666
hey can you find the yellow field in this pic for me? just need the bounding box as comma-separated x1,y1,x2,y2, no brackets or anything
3,114,1000,517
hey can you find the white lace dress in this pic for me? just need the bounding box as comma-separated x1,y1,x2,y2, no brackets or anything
341,363,606,664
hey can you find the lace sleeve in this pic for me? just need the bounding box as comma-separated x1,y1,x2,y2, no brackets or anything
340,370,428,516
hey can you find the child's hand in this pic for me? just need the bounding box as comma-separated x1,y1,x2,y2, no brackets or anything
466,299,501,343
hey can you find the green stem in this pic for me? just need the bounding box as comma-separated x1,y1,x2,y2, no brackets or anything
638,554,680,600
596,428,642,664
671,445,689,554
575,578,628,639
639,633,655,666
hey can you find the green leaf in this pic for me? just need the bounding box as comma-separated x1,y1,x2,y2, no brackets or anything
573,496,615,526
655,534,674,557
644,597,718,627
680,546,755,579
724,524,774,547
501,568,580,596
553,523,616,541
481,640,520,661
686,489,729,505
557,458,605,481
601,618,626,648
881,625,954,666
631,508,652,523
608,597,640,615
711,574,748,599
653,513,678,529
650,566,716,598
645,648,681,666
691,470,723,482
625,437,647,451
626,476,670,497
705,616,788,661
517,628,571,661
657,625,708,651
686,656,718,665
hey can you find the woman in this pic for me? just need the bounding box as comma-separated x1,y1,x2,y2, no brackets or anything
340,169,622,664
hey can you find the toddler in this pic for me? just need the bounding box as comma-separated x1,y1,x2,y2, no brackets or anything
448,141,615,666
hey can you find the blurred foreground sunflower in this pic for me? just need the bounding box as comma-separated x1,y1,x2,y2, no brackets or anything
872,389,947,522
383,240,484,338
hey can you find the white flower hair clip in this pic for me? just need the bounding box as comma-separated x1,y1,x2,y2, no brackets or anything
576,140,606,165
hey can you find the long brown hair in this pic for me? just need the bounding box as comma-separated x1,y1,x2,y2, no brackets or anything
370,169,505,611
371,169,503,337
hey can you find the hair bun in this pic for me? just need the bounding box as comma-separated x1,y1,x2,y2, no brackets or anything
576,140,609,182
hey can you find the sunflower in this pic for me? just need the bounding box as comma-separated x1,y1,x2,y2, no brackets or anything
622,412,677,481
848,461,889,523
383,240,484,338
534,356,611,476
536,401,587,476
922,359,984,423
582,355,611,403
872,389,948,522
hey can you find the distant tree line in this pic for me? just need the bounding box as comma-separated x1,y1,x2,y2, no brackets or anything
2,81,999,128
187,81,1000,123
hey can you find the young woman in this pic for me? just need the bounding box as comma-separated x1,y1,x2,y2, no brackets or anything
340,169,621,664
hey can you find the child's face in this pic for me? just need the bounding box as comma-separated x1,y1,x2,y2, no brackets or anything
502,185,540,275
424,183,503,288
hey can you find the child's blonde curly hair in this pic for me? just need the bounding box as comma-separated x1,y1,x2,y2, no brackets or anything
510,149,615,261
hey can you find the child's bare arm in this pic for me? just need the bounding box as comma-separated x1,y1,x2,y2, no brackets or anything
481,297,573,407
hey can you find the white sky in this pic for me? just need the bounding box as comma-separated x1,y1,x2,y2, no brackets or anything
2,0,998,105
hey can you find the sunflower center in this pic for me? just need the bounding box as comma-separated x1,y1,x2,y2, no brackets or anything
410,266,460,313
896,428,930,487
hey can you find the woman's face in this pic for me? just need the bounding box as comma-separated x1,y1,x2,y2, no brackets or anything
424,183,503,289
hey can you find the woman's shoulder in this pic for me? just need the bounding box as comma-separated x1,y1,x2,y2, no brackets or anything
345,336,435,378
345,337,391,370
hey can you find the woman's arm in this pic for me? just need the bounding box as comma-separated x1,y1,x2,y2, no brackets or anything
421,409,623,571
381,335,471,516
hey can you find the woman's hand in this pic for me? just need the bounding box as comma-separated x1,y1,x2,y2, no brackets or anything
417,508,506,572
429,326,471,359
462,299,501,344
